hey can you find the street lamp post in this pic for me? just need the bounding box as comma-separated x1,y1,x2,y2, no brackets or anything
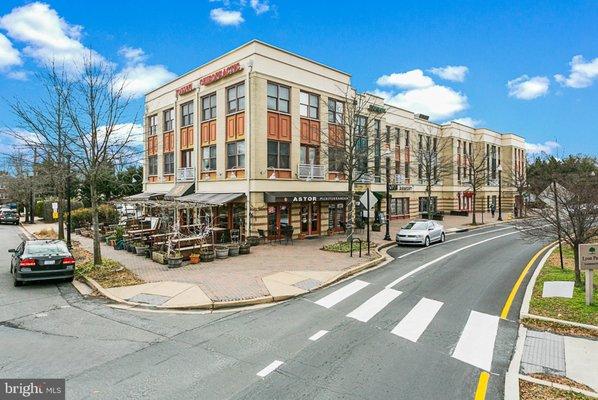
497,164,503,221
66,155,72,249
383,146,392,241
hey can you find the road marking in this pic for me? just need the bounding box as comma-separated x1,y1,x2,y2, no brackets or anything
257,360,284,377
308,330,329,341
315,280,370,309
391,297,443,342
347,288,402,322
500,243,554,319
396,226,514,259
474,371,490,400
452,311,499,372
386,230,521,288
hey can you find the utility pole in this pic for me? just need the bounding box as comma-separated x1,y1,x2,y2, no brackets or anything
553,179,564,269
384,149,391,241
29,148,37,224
66,155,72,249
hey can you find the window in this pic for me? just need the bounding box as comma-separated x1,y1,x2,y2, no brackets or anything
201,93,217,121
181,149,193,168
227,141,245,169
147,115,157,135
374,120,381,182
267,82,290,113
300,91,319,119
163,109,174,131
419,197,437,213
355,115,368,173
385,125,391,144
227,82,245,114
405,130,410,147
329,147,344,172
164,152,174,175
405,162,410,179
328,98,344,124
300,145,319,164
395,128,401,146
390,198,409,215
267,140,290,169
181,101,194,127
148,155,158,176
202,145,216,171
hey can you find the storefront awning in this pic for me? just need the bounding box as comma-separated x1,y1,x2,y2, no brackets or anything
264,192,349,203
164,182,195,200
178,192,245,205
123,192,165,201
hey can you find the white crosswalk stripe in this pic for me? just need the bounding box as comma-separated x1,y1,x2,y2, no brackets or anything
347,288,402,322
315,280,370,309
391,297,443,342
452,310,499,371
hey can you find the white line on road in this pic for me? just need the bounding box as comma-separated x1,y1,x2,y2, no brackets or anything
347,288,402,322
396,226,514,259
308,330,329,341
452,311,499,372
386,229,521,289
315,280,370,309
257,360,284,377
391,298,443,342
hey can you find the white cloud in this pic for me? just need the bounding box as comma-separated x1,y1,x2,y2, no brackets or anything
210,8,244,26
376,69,434,89
0,33,21,69
118,46,146,64
507,75,550,100
7,70,28,80
525,140,560,155
451,117,482,127
115,63,176,99
374,85,468,120
428,65,468,82
0,2,106,71
250,0,270,14
554,55,598,89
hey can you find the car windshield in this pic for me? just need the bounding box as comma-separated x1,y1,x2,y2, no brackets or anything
25,241,69,256
403,222,428,230
3,211,16,216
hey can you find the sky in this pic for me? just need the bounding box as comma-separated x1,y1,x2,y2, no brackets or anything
0,0,596,159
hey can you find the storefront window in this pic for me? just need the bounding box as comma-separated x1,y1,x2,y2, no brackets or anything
418,197,437,213
267,203,290,238
328,202,346,231
390,198,409,215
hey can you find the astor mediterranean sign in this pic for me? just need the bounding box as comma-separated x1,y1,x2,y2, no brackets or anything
200,62,243,86
265,192,349,203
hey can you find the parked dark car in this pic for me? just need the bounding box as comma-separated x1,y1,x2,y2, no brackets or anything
0,208,19,225
9,240,75,287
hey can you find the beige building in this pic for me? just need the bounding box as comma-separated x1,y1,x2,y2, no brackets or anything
142,40,526,239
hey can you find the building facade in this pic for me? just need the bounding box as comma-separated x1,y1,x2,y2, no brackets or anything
142,40,526,238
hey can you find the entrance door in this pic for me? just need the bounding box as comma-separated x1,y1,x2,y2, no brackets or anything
300,203,320,235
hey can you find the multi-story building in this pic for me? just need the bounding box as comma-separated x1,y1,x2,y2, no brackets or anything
142,40,526,238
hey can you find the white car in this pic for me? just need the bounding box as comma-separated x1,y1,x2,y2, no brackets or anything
396,220,445,247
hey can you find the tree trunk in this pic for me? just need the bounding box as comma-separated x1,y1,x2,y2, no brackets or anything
90,179,102,265
346,177,354,242
573,245,582,287
472,194,477,225
427,183,432,219
57,183,65,240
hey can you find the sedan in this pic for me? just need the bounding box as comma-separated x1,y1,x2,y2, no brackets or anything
396,220,446,247
0,209,19,225
10,240,75,287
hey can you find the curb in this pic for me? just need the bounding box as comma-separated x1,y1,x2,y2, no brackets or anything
521,314,598,331
519,374,598,398
82,241,395,312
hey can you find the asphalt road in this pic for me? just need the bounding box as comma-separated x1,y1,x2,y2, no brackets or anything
0,223,547,400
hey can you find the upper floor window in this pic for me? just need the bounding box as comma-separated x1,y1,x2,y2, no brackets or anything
163,152,174,175
163,109,174,131
300,91,319,119
395,128,401,147
148,156,158,176
147,114,157,135
267,140,290,169
405,130,410,147
328,99,344,124
227,82,245,114
201,93,217,121
267,82,290,113
202,145,216,171
227,140,245,169
181,101,194,127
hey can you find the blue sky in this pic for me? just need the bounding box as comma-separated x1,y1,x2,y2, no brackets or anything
0,0,596,157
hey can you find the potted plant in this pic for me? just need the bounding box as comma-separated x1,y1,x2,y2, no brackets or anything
106,235,116,247
145,248,151,258
167,251,183,268
239,241,251,255
215,245,229,259
228,242,240,257
189,252,200,264
113,227,124,250
327,228,334,236
200,249,215,262
247,235,260,246
372,222,382,232
152,250,167,265
134,241,148,255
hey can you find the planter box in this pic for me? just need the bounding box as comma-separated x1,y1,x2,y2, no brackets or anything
189,254,200,264
152,251,167,265
135,246,148,256
239,244,250,255
215,246,229,259
247,236,260,246
167,257,183,268
228,245,240,257
371,224,382,232
200,252,215,262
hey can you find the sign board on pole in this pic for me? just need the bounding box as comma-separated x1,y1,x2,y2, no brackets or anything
360,191,378,209
579,244,598,270
52,211,58,219
52,202,58,211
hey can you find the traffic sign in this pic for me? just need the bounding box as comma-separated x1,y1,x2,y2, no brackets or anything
360,191,378,209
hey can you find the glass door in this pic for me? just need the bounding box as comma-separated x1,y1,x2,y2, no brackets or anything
310,203,319,234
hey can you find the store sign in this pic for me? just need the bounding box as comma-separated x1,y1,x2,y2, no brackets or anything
398,185,414,191
176,82,194,96
266,192,349,203
200,62,243,86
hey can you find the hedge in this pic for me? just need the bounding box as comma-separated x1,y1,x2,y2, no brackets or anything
68,204,119,229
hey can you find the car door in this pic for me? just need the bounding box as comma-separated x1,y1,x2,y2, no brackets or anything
11,242,24,274
427,222,436,241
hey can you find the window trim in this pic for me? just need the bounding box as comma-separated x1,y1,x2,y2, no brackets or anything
267,82,290,114
226,82,245,114
147,114,158,136
328,98,344,124
300,91,319,120
181,101,194,127
201,93,217,122
163,109,174,132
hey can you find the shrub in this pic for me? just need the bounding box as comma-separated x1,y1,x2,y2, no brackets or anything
68,204,119,228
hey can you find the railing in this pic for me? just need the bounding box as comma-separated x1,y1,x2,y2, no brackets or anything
297,163,326,180
177,167,195,182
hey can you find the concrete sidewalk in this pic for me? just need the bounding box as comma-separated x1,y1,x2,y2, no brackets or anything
20,212,507,310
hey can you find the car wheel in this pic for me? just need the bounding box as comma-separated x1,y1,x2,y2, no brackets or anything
14,278,23,287
65,277,74,283
424,236,430,247
440,233,446,243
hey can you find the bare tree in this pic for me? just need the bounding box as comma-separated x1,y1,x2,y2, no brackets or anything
319,89,386,240
412,122,453,217
518,173,598,286
463,143,488,225
506,166,528,217
66,53,138,265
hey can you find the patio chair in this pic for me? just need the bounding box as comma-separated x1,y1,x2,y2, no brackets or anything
257,229,268,244
283,226,294,245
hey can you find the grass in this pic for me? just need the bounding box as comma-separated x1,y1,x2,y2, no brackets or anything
521,318,597,339
520,380,593,400
529,244,598,326
322,240,377,253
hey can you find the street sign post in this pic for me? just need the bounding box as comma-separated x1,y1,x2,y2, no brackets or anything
359,189,377,256
579,244,597,305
